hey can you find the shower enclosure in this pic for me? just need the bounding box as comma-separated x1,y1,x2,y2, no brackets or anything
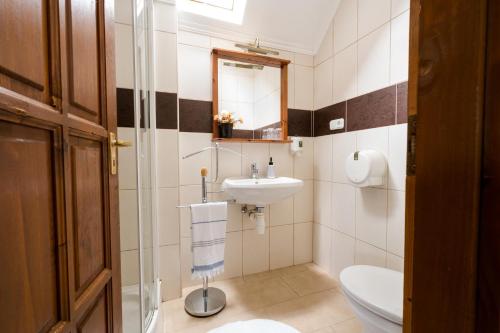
120,0,160,332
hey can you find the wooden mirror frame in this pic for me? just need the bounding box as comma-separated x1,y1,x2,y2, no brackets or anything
211,48,291,143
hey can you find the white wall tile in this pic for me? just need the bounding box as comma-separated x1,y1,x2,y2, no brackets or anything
179,185,202,237
355,240,386,267
157,129,179,188
118,127,137,189
331,132,356,184
391,0,410,18
388,124,407,190
294,222,313,264
294,65,314,110
314,181,332,228
154,31,178,93
178,132,212,185
387,190,405,256
293,137,314,180
331,183,356,237
210,37,246,51
241,143,270,178
294,54,314,67
358,0,391,38
333,44,357,104
115,23,134,89
333,0,358,54
243,228,270,275
115,0,132,25
386,253,404,272
153,2,177,33
121,250,139,286
314,135,332,181
357,23,391,96
158,187,179,246
270,143,293,177
313,223,331,272
270,197,294,227
294,180,313,223
178,30,211,48
314,23,333,66
159,245,181,300
390,10,410,84
270,225,294,270
177,44,212,100
119,189,138,251
219,231,242,280
355,187,388,249
314,58,333,110
330,230,355,280
211,142,242,183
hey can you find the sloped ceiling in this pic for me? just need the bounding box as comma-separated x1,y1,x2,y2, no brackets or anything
178,0,341,55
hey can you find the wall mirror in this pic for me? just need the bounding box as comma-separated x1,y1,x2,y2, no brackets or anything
212,48,291,142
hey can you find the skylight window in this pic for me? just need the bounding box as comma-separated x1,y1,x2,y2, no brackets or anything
178,0,247,25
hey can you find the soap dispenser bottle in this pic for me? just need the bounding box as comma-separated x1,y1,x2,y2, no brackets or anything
267,157,276,178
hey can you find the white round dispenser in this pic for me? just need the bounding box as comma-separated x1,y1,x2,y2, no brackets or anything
345,150,387,187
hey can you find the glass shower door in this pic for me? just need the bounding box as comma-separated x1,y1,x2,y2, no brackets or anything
132,0,157,330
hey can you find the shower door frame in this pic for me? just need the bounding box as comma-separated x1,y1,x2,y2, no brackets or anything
131,0,160,331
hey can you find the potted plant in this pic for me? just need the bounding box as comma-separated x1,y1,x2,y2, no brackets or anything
214,110,243,138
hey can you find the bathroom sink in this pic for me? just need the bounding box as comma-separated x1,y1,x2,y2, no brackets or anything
222,177,304,205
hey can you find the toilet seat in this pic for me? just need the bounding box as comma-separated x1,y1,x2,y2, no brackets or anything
340,265,403,325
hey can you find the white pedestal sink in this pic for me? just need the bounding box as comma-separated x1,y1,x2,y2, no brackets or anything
222,177,304,206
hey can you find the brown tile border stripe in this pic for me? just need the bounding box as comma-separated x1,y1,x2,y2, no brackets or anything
313,81,408,137
314,102,346,136
396,82,408,124
117,88,178,129
117,88,134,128
156,92,178,129
179,99,213,133
288,109,313,137
346,85,396,132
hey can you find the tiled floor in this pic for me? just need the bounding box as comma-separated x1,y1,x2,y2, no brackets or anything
161,264,363,333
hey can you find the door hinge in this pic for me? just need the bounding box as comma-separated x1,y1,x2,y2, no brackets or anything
407,114,417,176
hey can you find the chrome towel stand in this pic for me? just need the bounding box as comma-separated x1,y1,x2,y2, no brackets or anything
175,166,230,317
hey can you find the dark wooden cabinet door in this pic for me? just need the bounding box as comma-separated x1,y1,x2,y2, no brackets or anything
0,0,60,106
0,0,122,332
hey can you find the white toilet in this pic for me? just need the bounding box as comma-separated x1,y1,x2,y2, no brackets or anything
340,265,403,333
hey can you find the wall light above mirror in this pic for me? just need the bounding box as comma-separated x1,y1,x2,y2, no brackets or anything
212,48,291,143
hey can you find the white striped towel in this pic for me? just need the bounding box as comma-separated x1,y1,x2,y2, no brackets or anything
190,201,228,279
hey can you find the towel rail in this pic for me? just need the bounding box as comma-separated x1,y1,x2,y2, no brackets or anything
176,199,236,209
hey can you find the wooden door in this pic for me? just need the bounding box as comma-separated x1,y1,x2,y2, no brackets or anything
0,0,122,332
403,0,487,332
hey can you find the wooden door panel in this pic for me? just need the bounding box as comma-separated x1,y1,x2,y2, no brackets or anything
0,0,52,104
77,292,110,333
70,135,107,296
66,0,103,124
0,120,62,332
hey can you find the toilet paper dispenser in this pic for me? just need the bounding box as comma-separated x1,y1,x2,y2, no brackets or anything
345,149,386,187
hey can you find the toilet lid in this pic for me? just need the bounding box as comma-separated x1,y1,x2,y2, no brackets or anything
340,265,403,325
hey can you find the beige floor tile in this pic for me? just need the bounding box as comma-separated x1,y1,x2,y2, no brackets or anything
331,318,363,333
257,290,355,333
281,266,339,296
162,264,354,333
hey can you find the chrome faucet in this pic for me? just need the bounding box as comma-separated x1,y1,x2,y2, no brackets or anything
250,162,259,179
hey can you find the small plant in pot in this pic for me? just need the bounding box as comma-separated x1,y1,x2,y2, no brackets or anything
214,111,243,139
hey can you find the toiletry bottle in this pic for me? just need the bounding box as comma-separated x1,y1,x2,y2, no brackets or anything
267,157,276,178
